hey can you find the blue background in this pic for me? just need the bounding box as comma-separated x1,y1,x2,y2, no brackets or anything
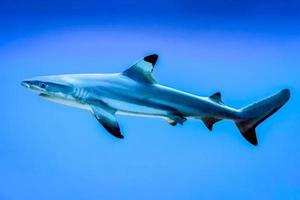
0,0,300,199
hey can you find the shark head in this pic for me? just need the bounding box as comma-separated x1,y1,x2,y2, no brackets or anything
21,75,74,101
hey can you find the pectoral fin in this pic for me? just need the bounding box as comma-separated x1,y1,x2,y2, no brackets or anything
90,104,124,139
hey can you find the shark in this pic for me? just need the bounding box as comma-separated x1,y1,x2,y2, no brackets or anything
21,54,290,145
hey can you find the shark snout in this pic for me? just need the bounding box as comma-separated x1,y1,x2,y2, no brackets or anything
21,80,31,88
21,79,45,93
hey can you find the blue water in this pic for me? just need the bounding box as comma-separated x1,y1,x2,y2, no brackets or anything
1,1,300,199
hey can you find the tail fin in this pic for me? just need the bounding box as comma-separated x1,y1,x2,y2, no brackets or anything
236,89,290,146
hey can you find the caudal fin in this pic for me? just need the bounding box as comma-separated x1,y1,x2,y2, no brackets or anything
236,89,290,146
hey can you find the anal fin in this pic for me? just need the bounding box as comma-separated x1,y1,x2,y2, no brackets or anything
202,117,222,131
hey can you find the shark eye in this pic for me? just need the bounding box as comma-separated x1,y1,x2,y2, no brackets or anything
40,82,47,89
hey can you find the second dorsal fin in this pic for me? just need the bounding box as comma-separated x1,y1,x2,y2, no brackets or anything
209,92,224,104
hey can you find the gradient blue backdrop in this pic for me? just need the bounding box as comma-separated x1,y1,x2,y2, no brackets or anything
1,0,300,199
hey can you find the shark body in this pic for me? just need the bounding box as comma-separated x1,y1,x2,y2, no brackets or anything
22,54,290,145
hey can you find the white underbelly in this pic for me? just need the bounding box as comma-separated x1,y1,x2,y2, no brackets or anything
41,94,169,118
40,94,91,111
116,111,167,119
103,98,168,117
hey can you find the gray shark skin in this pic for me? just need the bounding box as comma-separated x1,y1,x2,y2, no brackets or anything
21,54,290,145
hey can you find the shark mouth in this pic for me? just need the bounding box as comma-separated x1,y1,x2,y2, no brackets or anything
39,93,57,100
39,93,62,103
39,93,50,97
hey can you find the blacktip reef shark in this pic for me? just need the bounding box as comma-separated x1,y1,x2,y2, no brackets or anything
21,54,290,145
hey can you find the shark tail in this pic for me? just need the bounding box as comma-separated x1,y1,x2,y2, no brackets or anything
236,89,290,146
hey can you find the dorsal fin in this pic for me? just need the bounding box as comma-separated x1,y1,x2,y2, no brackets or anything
209,92,224,104
122,54,158,84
